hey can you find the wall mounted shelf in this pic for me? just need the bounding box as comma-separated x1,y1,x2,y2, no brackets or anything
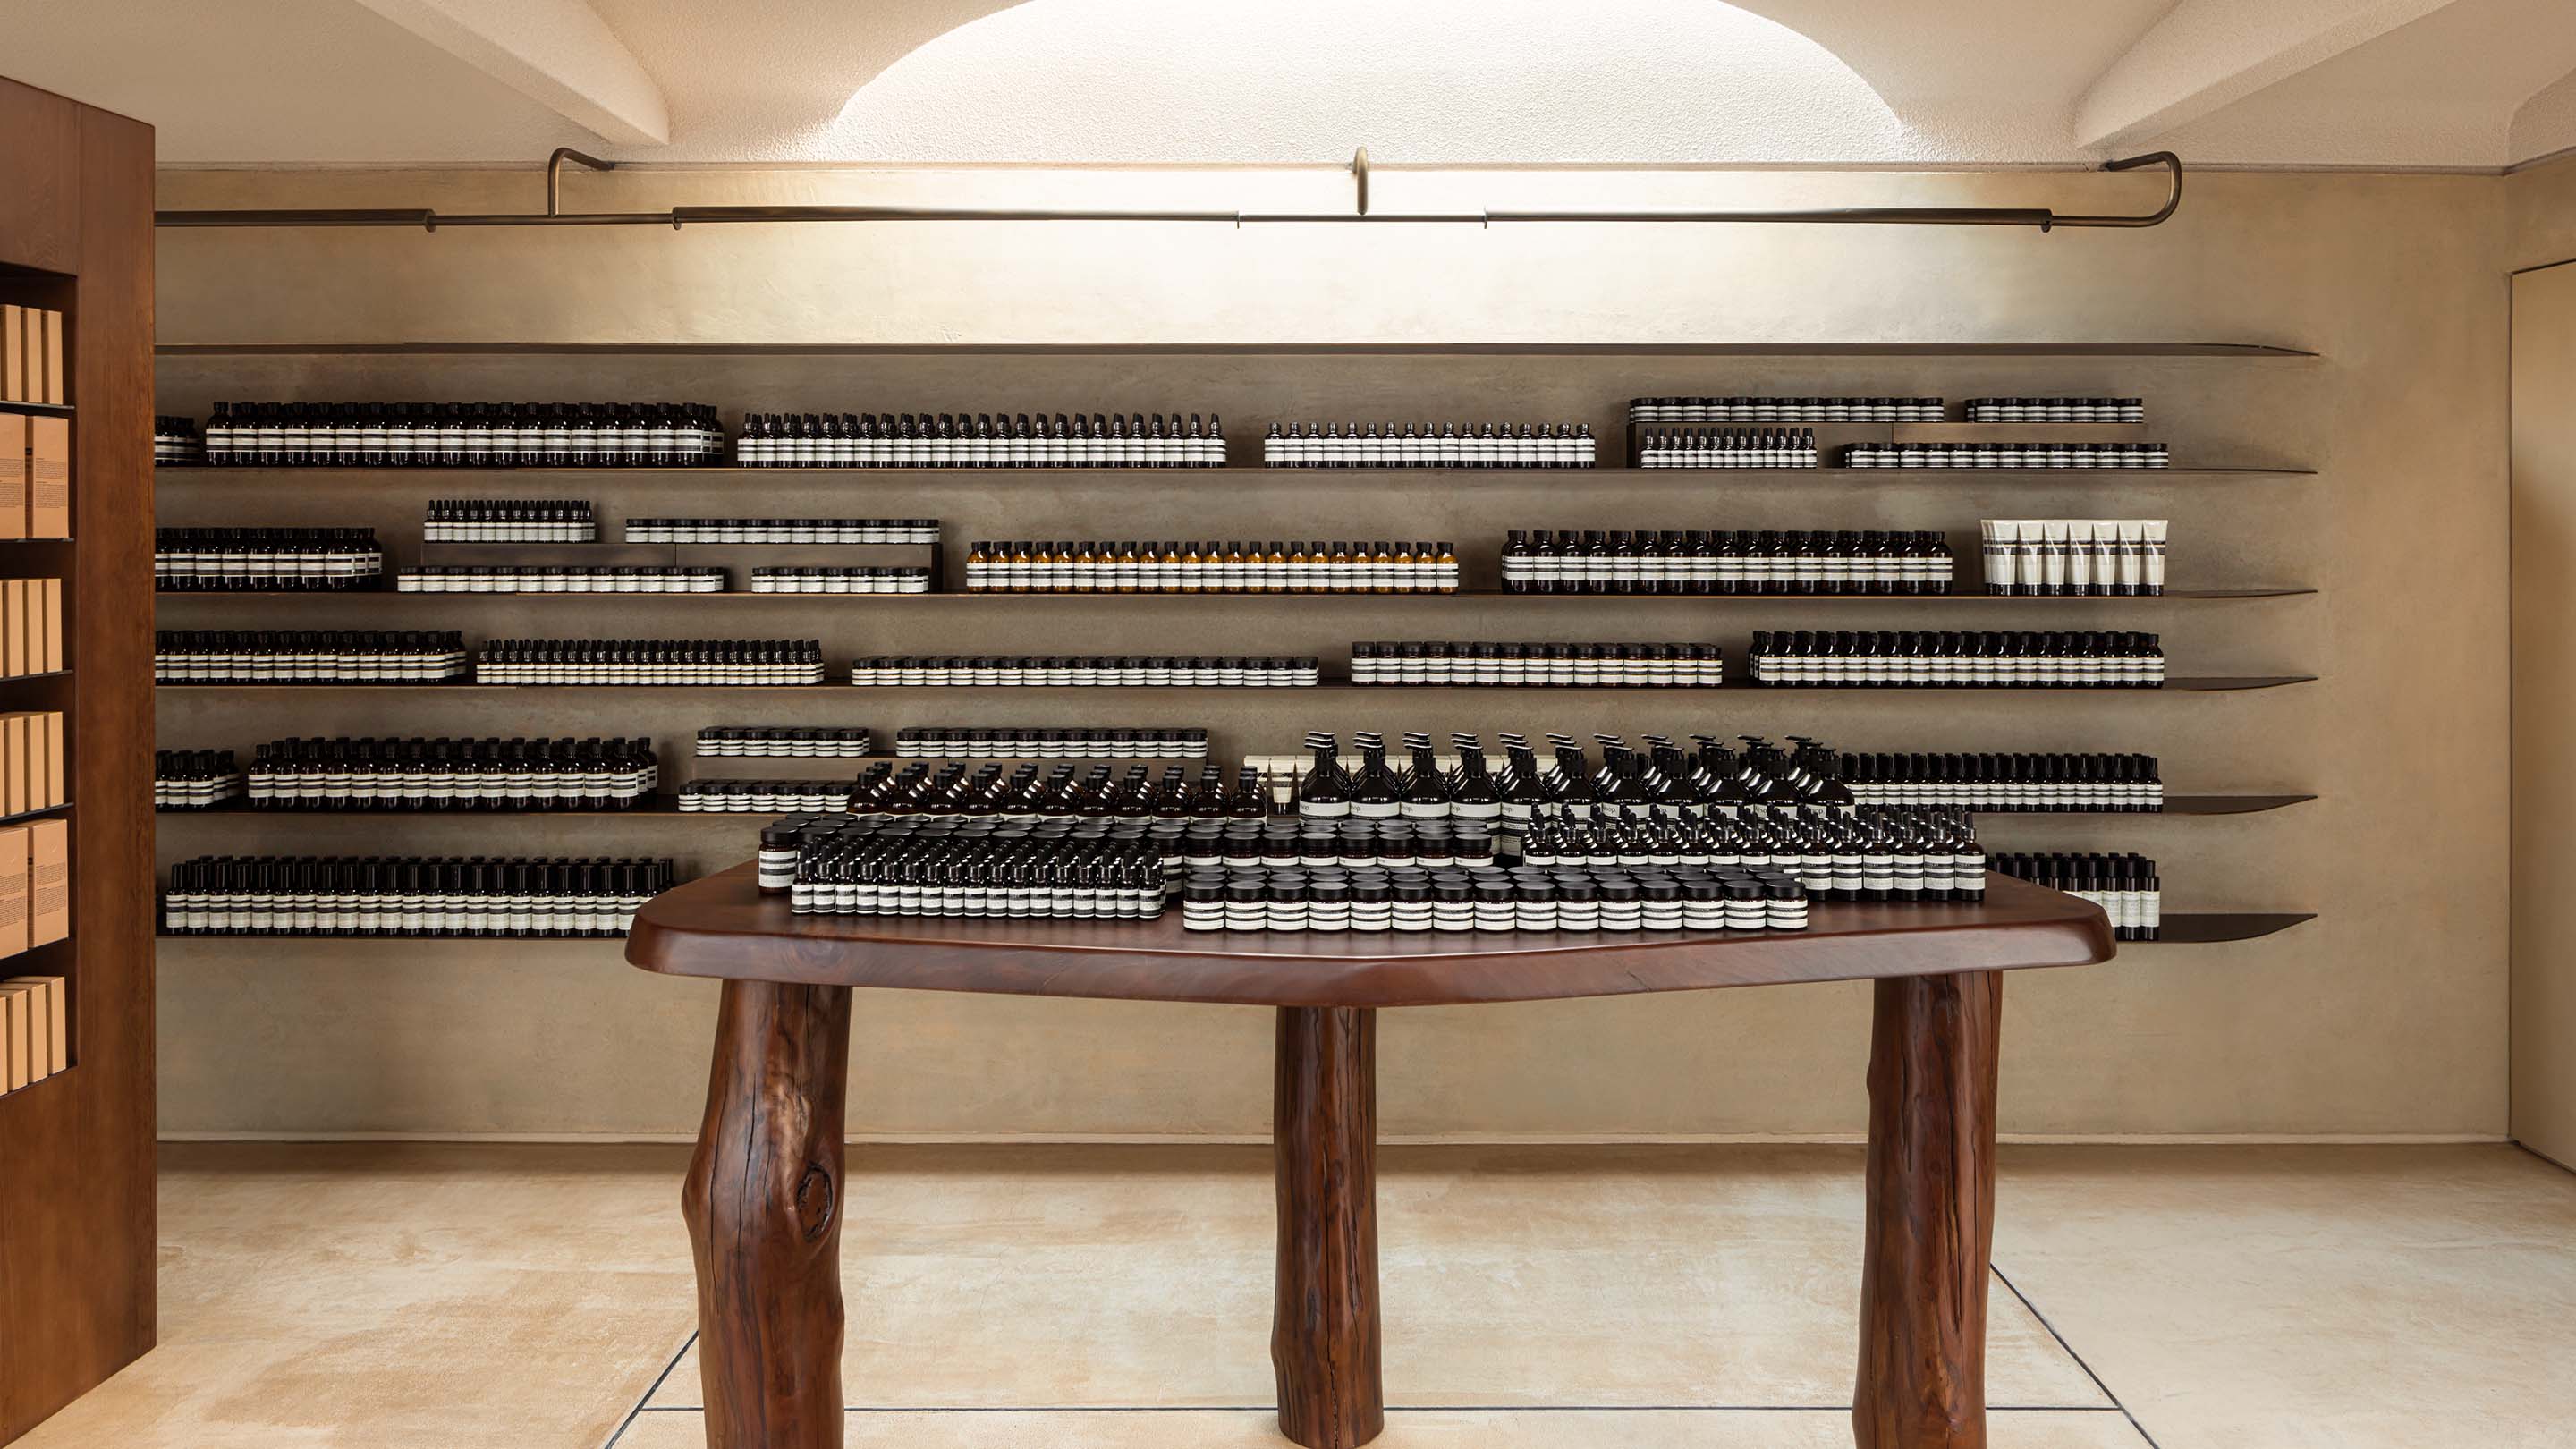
161,796,732,819
152,792,2315,820
157,931,634,942
152,910,2318,945
2137,793,2315,814
155,341,2322,358
153,587,2317,603
155,464,2315,480
2148,912,2316,943
0,400,74,419
157,675,2316,692
414,540,930,549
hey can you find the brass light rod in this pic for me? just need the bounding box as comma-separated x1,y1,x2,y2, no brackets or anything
157,150,2181,233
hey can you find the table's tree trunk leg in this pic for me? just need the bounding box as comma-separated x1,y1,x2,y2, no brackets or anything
1855,970,2004,1449
1272,1005,1385,1449
682,980,854,1449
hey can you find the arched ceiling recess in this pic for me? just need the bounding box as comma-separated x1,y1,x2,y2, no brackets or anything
810,0,1908,164
1,0,2574,166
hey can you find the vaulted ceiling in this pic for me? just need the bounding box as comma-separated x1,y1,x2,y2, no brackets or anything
7,0,2576,168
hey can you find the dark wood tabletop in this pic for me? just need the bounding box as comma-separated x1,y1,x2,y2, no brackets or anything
626,864,2114,1007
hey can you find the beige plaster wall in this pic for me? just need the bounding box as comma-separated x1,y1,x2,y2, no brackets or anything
151,166,2510,1140
2509,153,2576,1168
2511,152,2576,270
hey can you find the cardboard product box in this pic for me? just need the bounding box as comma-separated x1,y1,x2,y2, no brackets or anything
39,578,60,672
0,977,55,1078
9,712,37,811
28,969,53,1072
42,709,63,806
0,715,27,815
0,580,21,679
39,310,63,407
0,411,24,538
28,710,60,808
29,416,67,539
10,976,63,1077
0,824,28,961
13,309,31,403
1,580,22,678
0,983,25,1089
42,975,64,1074
30,818,67,946
1,304,21,402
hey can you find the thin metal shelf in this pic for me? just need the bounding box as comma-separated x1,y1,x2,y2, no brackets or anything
157,930,632,941
155,463,2311,480
150,912,2320,945
151,587,2315,602
417,538,933,547
154,675,2314,693
154,341,2320,358
0,400,72,419
2147,912,2316,943
158,590,933,600
0,801,72,826
1981,794,2313,815
1742,676,2314,692
706,755,1208,767
154,793,2313,820
161,796,719,819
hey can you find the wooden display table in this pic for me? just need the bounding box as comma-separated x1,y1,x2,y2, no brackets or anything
628,864,2114,1449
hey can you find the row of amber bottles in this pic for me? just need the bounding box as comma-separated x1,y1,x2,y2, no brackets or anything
962,539,1460,593
847,759,1275,819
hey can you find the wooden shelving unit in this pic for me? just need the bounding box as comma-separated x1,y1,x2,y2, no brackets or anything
1,76,157,1445
0,801,77,827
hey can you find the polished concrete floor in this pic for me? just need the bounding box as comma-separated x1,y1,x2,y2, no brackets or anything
17,1142,2574,1448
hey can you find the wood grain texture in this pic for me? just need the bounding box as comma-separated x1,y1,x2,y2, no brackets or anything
638,886,2089,1449
0,82,78,273
626,866,2114,1007
0,82,156,1447
1853,970,2003,1449
682,980,853,1449
1271,1007,1383,1449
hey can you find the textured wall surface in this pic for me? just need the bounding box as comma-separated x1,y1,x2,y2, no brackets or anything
2510,149,2576,267
2511,262,2576,1167
151,165,2510,1140
2508,153,2576,1166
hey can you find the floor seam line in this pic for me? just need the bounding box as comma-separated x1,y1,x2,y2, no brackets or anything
605,1329,699,1447
1993,1261,2165,1449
